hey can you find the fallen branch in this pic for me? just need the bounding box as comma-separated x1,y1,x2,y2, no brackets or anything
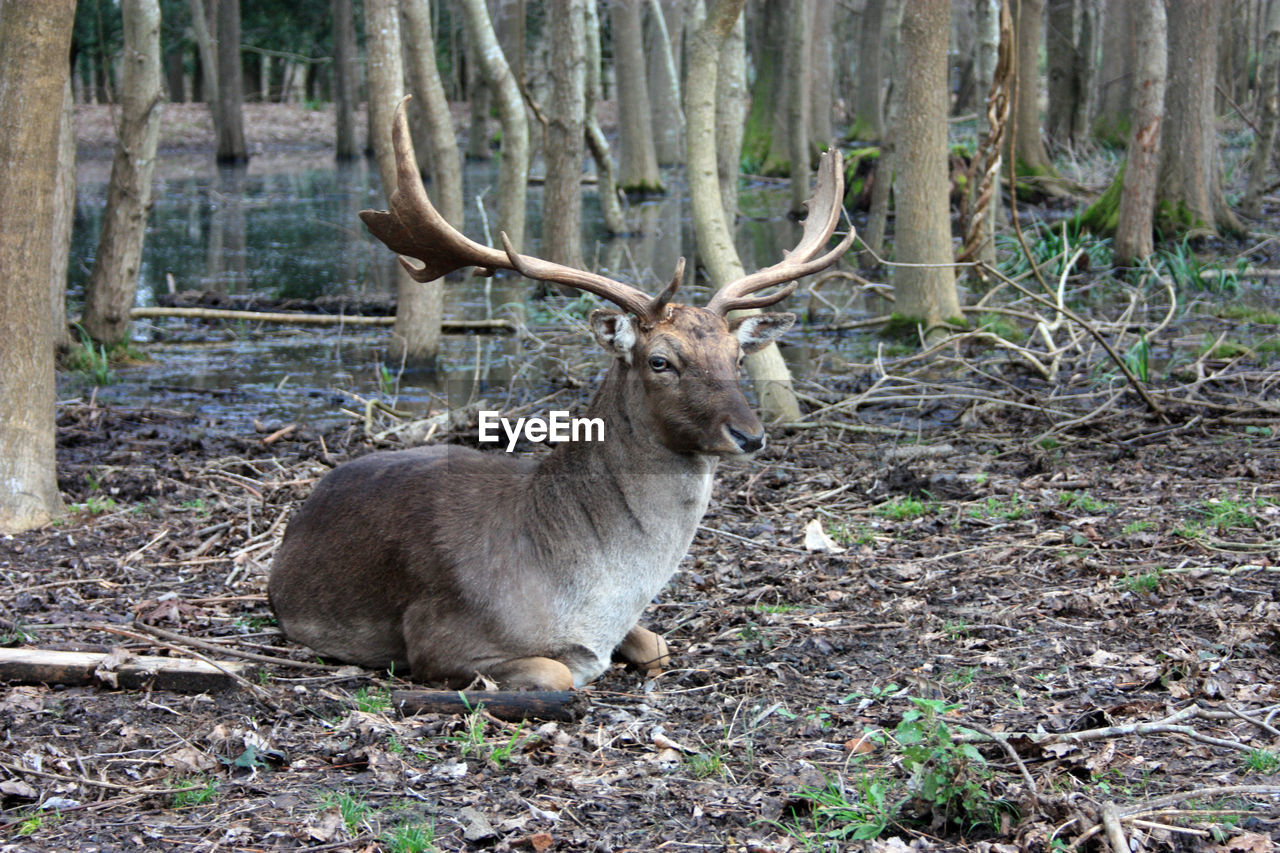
130,306,517,334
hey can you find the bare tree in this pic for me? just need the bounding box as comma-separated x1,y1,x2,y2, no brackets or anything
646,0,684,165
1113,0,1166,265
584,0,625,233
714,9,746,220
368,0,442,365
1092,0,1132,143
332,0,359,160
807,0,834,147
851,0,887,140
785,0,811,215
894,0,962,333
1243,0,1280,219
1046,0,1093,148
545,0,586,269
82,0,164,346
50,77,75,351
686,0,801,422
741,0,789,173
215,0,248,162
401,0,462,228
612,0,663,193
460,0,529,249
1157,0,1243,237
189,0,218,116
1008,0,1055,179
0,0,75,532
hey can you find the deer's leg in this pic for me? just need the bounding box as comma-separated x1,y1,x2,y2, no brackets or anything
615,625,670,673
486,656,575,691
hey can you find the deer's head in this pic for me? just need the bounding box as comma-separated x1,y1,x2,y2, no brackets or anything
360,97,852,457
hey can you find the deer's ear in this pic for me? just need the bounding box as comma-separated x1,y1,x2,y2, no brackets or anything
731,312,795,354
590,309,638,362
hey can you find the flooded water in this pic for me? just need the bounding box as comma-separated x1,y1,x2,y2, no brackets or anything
67,153,872,428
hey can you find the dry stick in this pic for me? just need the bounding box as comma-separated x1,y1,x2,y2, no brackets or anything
130,306,517,334
0,757,196,795
1099,802,1128,853
128,621,346,673
90,623,280,711
958,718,1039,809
978,261,1166,417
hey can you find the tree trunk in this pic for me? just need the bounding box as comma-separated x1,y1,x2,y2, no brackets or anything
1046,0,1081,148
214,0,248,162
807,0,833,148
964,0,1005,270
1157,0,1243,237
584,0,625,233
367,0,439,366
1113,0,1165,266
851,0,887,140
612,0,663,193
332,0,359,160
894,0,962,333
785,0,810,215
1092,0,1132,143
863,0,904,265
189,0,218,113
51,77,76,351
544,0,586,269
402,0,462,227
714,9,746,221
646,0,684,165
1243,0,1280,219
82,0,163,347
740,0,789,174
460,0,529,249
0,0,75,533
686,0,800,422
164,42,186,102
1009,0,1054,178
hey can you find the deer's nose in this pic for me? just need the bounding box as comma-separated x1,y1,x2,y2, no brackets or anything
727,425,765,454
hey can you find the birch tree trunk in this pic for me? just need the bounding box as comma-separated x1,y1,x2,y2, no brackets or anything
1113,0,1165,265
785,0,811,215
460,0,529,249
1243,0,1280,219
545,0,586,269
332,0,359,160
612,0,664,193
646,0,684,165
189,0,218,115
82,0,163,346
893,0,962,333
401,0,462,228
686,0,800,422
584,0,625,233
0,0,75,532
714,9,746,221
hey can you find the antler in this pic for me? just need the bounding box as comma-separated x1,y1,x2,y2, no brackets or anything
360,96,677,323
705,149,855,315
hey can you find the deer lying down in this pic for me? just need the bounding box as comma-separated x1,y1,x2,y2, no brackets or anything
268,98,851,691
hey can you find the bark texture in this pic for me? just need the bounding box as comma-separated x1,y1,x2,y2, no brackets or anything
612,0,663,193
1243,0,1280,219
460,0,529,248
1157,0,1243,237
584,0,625,233
332,0,359,160
894,0,962,332
646,0,684,165
50,77,75,350
685,0,800,422
1093,0,1133,143
1045,0,1090,148
714,10,746,221
0,0,75,532
545,0,586,269
189,0,218,112
82,0,164,346
852,0,887,140
1009,0,1054,176
785,0,811,215
214,0,248,162
1113,0,1166,265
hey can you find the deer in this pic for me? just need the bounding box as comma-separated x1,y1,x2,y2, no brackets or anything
268,98,852,691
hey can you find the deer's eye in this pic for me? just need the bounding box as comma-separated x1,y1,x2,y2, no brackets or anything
648,355,671,372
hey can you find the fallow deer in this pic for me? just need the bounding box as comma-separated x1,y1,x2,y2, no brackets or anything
268,98,852,690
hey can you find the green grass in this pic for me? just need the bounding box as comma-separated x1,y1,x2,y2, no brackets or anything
171,776,219,809
874,496,932,521
687,749,728,780
1197,496,1268,532
71,495,119,515
354,686,392,714
1058,491,1113,513
381,822,439,853
1244,749,1280,774
829,521,876,546
1120,569,1163,594
1122,520,1153,535
320,790,374,834
969,496,1028,520
1218,304,1280,325
63,325,116,385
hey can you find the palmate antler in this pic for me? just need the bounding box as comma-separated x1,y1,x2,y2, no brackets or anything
359,96,851,322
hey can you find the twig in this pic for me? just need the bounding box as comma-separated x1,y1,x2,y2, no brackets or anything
1100,802,1128,853
958,718,1040,809
127,621,346,673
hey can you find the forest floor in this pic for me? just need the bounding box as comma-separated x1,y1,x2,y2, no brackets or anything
3,102,1276,851
3,329,1279,851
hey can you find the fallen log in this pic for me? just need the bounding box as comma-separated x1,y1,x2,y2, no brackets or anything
0,647,255,693
392,689,588,723
129,306,518,334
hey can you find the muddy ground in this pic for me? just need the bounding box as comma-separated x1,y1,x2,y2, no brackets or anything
2,341,1279,852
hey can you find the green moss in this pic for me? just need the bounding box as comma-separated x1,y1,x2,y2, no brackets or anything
1154,199,1206,235
1091,115,1131,149
842,146,882,207
844,115,881,143
1218,305,1280,325
1072,164,1124,236
881,313,923,342
619,178,666,197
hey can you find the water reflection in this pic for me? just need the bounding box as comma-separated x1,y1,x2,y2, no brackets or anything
68,154,877,425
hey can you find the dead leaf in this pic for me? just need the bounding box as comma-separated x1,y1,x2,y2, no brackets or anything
844,732,878,754
517,832,554,852
460,806,498,842
1204,832,1276,853
163,746,217,774
0,778,39,800
94,647,134,688
0,686,45,714
306,807,346,842
803,519,844,554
